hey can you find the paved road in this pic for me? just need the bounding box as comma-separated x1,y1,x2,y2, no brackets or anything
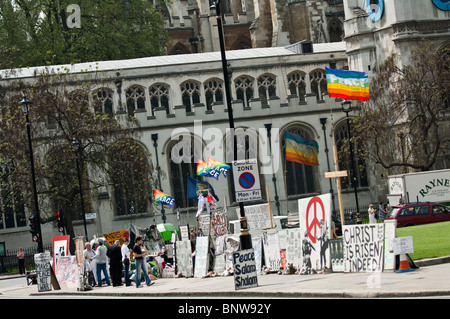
1,259,449,299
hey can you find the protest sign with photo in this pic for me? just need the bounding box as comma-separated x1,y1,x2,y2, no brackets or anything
298,194,332,272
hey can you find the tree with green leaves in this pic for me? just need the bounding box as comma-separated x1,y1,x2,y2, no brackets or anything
0,70,155,253
350,41,450,174
0,0,169,68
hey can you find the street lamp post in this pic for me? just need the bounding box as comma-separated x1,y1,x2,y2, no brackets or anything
71,139,88,241
19,97,44,253
151,133,166,223
341,100,360,215
212,0,252,250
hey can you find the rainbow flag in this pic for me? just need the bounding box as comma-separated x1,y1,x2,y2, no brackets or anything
285,131,319,166
206,158,230,180
154,189,175,208
325,67,369,101
197,159,209,176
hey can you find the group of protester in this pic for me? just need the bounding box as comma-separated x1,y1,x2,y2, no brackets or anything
83,236,154,288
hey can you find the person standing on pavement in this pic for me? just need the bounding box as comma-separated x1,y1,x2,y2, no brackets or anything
121,238,131,286
108,240,123,287
133,236,153,288
95,239,111,287
16,248,25,275
83,242,96,286
368,204,377,224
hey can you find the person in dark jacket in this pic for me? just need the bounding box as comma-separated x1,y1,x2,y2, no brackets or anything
108,240,123,287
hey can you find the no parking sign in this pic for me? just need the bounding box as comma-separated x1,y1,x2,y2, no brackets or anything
232,158,261,202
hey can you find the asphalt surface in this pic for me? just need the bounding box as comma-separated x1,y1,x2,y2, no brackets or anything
1,256,449,299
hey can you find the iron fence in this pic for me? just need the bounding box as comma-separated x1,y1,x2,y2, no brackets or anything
0,244,53,274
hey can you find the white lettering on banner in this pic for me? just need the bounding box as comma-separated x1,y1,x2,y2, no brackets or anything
343,224,384,272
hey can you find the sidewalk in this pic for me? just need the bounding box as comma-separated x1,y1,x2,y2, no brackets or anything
1,257,449,298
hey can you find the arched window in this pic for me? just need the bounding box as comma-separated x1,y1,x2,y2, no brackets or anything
235,75,254,108
281,126,319,196
257,73,277,106
107,139,152,216
92,88,114,117
125,85,146,117
334,121,368,190
180,80,201,113
167,135,199,209
287,71,307,102
46,145,91,222
149,83,170,115
204,78,223,111
309,69,328,101
328,18,343,43
225,127,264,203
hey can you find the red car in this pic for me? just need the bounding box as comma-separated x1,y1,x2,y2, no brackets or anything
386,202,450,227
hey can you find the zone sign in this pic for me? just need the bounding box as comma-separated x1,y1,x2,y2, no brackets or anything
232,158,262,202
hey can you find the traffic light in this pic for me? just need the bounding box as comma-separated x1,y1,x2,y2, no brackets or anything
56,211,64,233
29,216,39,242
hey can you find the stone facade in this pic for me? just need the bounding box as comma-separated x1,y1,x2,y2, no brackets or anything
1,43,377,250
165,0,346,54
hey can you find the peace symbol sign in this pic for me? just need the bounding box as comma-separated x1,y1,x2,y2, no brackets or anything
306,196,325,244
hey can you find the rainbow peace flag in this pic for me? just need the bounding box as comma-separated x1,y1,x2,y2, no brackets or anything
154,189,175,208
325,67,369,102
197,159,209,176
285,131,319,166
206,158,230,180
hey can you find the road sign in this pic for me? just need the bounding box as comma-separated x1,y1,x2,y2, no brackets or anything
232,158,261,202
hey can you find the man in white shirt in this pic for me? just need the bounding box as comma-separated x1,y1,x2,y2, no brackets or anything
121,238,131,286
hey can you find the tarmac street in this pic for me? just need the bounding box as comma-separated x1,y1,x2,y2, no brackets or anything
1,259,449,299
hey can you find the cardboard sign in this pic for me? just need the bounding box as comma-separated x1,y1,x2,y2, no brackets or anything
212,209,227,237
236,203,272,232
262,229,281,271
392,236,414,255
330,238,344,272
103,230,129,246
175,240,193,277
194,236,209,278
343,224,384,272
34,251,52,292
232,249,258,290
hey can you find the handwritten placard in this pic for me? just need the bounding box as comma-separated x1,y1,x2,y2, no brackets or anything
34,251,52,292
343,224,384,272
232,249,258,290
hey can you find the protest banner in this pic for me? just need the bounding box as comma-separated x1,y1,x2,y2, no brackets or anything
236,203,272,233
34,251,52,292
194,236,209,278
232,249,258,290
103,230,130,246
286,228,301,269
52,235,70,269
298,194,332,272
175,240,193,277
330,238,344,272
212,209,228,237
343,224,384,272
251,237,263,275
262,229,281,271
54,256,79,287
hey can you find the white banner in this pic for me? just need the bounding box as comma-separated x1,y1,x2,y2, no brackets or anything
343,224,384,272
298,194,332,272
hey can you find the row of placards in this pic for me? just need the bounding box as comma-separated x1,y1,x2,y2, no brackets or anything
177,194,400,278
